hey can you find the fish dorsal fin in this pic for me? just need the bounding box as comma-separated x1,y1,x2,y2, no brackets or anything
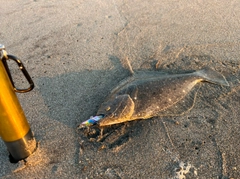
121,57,134,75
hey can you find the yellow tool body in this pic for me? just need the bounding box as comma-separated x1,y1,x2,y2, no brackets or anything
0,61,30,141
0,45,36,161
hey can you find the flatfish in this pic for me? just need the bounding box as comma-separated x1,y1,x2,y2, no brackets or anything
81,67,229,127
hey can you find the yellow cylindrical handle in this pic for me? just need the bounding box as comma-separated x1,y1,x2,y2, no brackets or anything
0,60,30,142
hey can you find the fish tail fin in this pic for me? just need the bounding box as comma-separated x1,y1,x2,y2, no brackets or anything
195,67,229,86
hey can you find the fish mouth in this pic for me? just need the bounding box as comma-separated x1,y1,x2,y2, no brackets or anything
78,114,105,129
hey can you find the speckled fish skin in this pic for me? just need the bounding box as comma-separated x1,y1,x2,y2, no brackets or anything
97,67,229,127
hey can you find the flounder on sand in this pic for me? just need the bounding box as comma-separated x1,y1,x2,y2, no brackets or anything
80,67,229,128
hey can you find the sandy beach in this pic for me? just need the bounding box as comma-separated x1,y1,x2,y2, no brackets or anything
0,0,239,178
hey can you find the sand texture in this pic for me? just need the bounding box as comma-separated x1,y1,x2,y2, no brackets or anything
0,0,239,178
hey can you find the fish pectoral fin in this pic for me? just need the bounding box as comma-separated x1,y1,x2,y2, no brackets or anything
98,94,135,126
117,94,135,119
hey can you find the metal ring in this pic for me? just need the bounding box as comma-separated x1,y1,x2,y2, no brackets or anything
2,55,34,93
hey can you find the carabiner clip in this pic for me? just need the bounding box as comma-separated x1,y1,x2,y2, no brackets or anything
0,45,34,93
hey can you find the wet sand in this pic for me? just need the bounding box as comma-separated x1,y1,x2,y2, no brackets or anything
0,0,239,178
